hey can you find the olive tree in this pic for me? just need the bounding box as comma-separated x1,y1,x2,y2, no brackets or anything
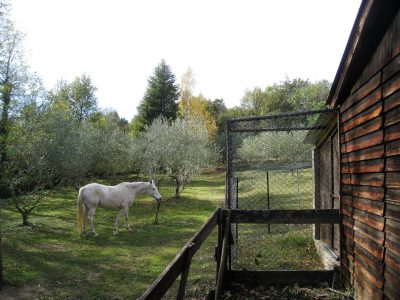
238,131,311,167
140,117,212,198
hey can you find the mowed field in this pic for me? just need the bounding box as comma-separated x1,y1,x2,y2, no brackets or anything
0,171,225,299
1,168,324,299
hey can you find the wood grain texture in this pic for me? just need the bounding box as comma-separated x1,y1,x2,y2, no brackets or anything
341,116,382,143
342,102,382,133
384,106,400,127
341,130,383,153
383,70,400,98
341,88,381,123
385,122,400,141
341,144,384,163
386,139,400,156
386,156,400,171
383,54,400,83
344,196,384,216
341,173,384,187
383,89,400,112
386,218,400,238
341,158,384,174
386,188,400,204
342,185,385,201
386,172,400,188
341,73,381,113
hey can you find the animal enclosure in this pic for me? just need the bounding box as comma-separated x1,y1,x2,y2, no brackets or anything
225,109,339,271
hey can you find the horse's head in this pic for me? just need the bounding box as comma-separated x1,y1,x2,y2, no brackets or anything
148,179,162,202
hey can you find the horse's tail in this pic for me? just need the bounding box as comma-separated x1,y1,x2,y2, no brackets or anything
77,187,84,234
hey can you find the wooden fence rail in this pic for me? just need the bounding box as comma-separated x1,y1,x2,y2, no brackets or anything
140,208,342,299
139,208,219,300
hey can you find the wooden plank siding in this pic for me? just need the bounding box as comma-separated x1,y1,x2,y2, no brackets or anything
337,12,400,298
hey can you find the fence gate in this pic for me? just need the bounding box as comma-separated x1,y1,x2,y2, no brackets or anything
226,109,338,271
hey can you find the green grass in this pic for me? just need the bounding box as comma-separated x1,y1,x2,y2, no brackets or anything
1,170,225,299
1,169,324,299
231,168,323,270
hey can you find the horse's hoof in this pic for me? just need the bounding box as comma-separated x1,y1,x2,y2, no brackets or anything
80,232,87,238
93,232,99,237
113,231,118,235
153,221,159,225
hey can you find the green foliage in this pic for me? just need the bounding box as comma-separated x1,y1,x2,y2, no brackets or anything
241,78,331,115
138,117,214,198
135,60,179,131
1,171,225,299
48,74,98,124
238,131,311,166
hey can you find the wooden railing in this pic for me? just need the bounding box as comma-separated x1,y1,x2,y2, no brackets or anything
140,208,341,300
139,208,219,300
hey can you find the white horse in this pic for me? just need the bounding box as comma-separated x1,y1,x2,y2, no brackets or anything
77,180,162,236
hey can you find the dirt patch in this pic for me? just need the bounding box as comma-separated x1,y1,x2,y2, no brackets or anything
0,283,50,300
222,284,352,300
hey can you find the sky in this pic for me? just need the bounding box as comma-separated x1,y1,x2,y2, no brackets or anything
11,0,362,120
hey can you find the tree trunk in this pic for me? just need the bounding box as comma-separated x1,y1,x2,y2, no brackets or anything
22,213,30,226
0,84,11,174
175,179,181,199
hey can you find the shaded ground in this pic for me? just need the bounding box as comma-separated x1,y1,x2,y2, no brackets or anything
222,283,352,300
0,171,225,299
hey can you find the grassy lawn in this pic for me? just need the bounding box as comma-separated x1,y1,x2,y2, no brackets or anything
230,169,323,271
1,168,324,299
0,170,225,299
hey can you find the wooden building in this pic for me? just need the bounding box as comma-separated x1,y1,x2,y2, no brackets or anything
324,0,400,299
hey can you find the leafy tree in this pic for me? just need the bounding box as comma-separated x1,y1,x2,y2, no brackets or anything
139,117,212,198
136,59,179,131
238,131,311,167
240,78,330,115
179,94,217,139
178,69,217,139
205,98,227,121
48,75,98,124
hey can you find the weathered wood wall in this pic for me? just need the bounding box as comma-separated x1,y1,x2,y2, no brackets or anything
339,9,400,300
315,131,340,257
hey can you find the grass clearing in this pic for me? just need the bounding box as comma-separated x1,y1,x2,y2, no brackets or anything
1,168,325,299
1,170,225,299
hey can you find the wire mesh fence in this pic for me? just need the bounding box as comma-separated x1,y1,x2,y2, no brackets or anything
226,109,338,271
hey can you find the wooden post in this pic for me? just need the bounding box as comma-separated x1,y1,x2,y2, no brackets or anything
215,210,231,300
176,243,194,300
313,149,321,240
235,177,239,249
266,172,270,233
216,209,223,282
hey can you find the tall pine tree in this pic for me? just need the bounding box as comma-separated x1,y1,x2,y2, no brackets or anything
136,60,179,131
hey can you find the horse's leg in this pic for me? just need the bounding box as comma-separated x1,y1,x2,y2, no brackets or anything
114,209,124,235
82,205,89,237
123,208,132,232
88,207,99,237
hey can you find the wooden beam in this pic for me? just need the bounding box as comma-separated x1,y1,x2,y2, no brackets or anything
226,270,336,286
223,209,341,224
215,210,231,300
139,209,218,300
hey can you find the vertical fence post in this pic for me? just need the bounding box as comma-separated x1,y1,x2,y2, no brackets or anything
313,149,321,240
226,121,233,209
216,209,223,283
266,171,270,233
296,169,300,208
235,177,239,250
176,243,194,300
215,210,231,300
